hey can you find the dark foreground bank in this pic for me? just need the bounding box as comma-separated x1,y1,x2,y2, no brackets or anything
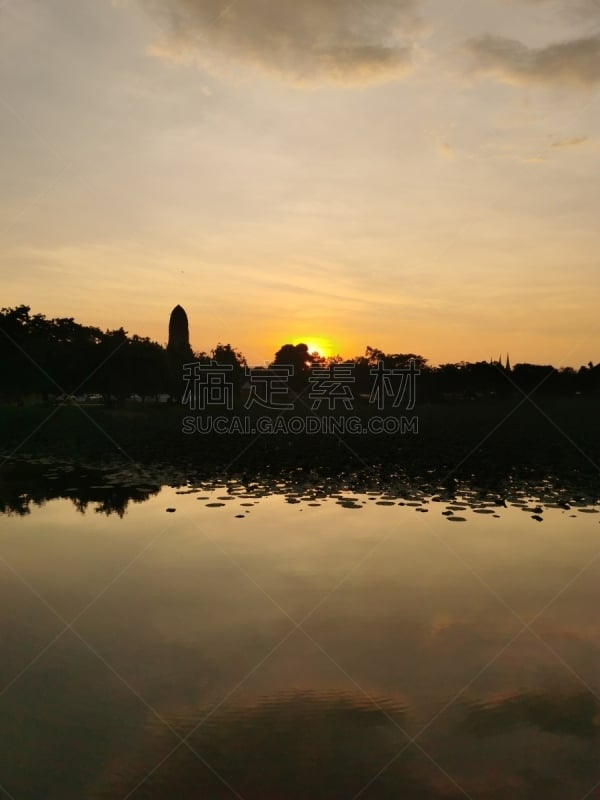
1,396,599,495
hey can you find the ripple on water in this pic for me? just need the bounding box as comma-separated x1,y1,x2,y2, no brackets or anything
93,690,409,799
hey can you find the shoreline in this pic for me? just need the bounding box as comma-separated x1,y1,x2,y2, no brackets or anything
2,395,599,503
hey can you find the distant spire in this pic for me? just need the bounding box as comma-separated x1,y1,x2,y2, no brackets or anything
167,304,190,352
498,353,502,366
505,353,511,371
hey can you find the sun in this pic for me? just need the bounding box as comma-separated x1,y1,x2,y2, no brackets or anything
294,336,331,359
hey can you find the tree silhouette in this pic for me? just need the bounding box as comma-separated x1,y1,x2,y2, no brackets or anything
1,306,598,406
354,347,429,396
0,306,168,403
211,343,247,397
272,343,313,393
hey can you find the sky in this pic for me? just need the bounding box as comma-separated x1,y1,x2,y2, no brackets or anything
1,0,599,366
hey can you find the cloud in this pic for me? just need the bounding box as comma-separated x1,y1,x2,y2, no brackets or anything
141,0,423,85
550,136,589,148
518,135,590,162
500,0,600,20
465,33,600,87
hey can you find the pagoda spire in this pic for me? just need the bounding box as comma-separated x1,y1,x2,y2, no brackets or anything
167,304,190,353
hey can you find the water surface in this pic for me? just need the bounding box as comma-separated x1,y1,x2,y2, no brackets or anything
1,472,599,799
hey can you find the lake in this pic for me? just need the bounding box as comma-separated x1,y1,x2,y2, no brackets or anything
1,467,599,799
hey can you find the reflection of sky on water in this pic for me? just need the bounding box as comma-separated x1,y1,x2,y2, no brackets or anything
0,482,599,799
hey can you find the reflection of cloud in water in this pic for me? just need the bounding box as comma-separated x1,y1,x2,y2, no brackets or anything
91,685,600,799
94,689,449,800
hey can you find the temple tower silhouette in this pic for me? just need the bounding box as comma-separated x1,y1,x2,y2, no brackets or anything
166,304,193,400
167,304,190,353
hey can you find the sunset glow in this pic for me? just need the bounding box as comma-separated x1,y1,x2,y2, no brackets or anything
1,0,598,367
293,338,334,360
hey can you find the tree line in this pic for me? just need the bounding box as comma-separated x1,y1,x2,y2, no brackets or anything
1,306,599,404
